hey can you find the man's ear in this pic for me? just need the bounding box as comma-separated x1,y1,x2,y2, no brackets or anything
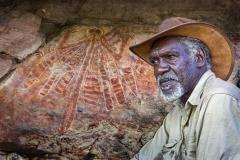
195,48,206,67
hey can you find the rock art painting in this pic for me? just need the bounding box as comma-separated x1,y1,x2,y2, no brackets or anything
0,26,171,159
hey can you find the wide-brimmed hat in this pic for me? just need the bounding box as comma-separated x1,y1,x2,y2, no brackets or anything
129,17,234,80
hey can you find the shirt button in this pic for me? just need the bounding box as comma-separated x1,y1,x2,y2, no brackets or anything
184,149,187,156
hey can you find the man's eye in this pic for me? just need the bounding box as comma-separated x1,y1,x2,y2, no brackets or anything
150,59,158,65
165,54,176,60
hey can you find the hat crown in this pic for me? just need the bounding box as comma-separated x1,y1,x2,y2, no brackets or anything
159,17,196,32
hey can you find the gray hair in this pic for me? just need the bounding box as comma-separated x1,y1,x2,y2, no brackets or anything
176,36,212,69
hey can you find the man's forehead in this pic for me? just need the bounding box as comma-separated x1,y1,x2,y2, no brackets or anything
150,47,179,56
150,38,186,56
150,46,182,57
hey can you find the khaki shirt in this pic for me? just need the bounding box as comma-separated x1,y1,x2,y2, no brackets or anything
132,70,240,160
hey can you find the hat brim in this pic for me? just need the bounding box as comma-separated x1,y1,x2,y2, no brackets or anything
129,22,235,80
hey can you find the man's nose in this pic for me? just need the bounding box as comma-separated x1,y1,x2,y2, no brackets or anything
154,62,170,75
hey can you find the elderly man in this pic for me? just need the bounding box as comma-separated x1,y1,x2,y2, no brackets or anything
130,17,240,160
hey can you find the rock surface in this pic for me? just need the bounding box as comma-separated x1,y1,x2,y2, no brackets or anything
0,11,44,60
0,53,15,80
0,26,172,159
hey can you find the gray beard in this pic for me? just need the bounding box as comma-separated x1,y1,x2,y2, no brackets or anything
157,74,185,102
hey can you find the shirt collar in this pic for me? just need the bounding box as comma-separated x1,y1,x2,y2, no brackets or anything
187,70,215,106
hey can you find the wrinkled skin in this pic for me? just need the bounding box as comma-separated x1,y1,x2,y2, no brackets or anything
149,37,208,104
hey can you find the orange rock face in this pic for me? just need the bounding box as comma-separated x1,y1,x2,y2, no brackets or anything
0,26,169,159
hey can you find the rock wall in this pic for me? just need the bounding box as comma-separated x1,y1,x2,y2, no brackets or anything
0,25,171,159
0,0,240,159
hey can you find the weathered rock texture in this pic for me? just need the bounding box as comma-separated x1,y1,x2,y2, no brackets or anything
0,0,240,159
0,25,172,159
0,53,15,80
0,11,44,60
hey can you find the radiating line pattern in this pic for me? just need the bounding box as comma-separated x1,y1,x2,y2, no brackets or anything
0,26,157,133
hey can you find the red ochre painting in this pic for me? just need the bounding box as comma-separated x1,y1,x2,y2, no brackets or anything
0,26,161,138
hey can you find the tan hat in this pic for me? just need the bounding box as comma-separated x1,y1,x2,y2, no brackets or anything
129,17,235,80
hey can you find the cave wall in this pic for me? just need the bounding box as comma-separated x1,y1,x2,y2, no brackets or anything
0,0,240,159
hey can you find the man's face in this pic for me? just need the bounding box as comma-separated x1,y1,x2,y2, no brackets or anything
149,37,198,102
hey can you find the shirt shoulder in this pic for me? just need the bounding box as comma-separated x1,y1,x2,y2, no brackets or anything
198,77,240,116
203,77,240,100
200,77,240,117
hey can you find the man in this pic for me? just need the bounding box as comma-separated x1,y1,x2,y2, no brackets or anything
129,17,240,160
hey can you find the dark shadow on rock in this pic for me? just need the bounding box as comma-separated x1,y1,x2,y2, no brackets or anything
0,142,47,158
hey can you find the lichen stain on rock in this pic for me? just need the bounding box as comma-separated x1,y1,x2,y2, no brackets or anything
0,25,171,159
